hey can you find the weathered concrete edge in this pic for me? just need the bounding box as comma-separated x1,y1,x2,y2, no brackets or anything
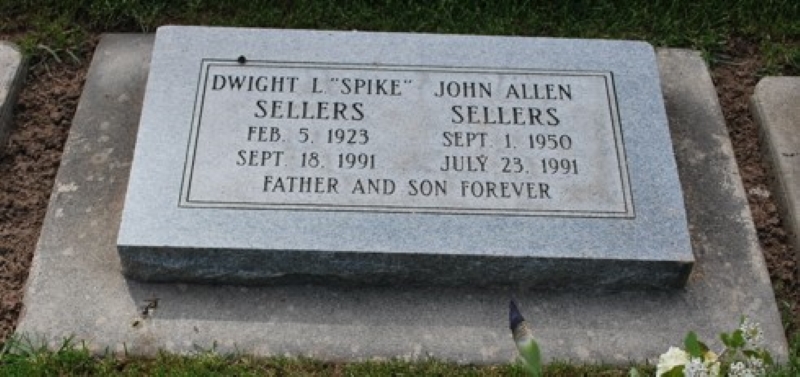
15,35,788,365
0,41,28,155
751,77,800,264
658,48,787,362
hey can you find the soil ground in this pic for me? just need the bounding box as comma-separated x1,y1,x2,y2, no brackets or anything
0,36,797,345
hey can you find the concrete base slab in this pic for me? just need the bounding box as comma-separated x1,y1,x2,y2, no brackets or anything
16,35,788,364
0,41,27,156
752,77,800,268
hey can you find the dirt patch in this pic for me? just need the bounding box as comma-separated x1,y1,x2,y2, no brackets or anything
711,37,799,335
0,36,797,345
0,52,90,341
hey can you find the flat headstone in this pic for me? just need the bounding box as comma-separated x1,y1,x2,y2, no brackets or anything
0,41,26,155
118,26,693,289
16,35,788,364
752,77,800,266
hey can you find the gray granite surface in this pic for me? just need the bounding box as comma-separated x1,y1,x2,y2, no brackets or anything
752,77,800,267
118,26,692,289
0,41,26,155
16,34,787,365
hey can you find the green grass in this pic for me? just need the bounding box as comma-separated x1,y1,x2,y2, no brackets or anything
1,335,798,376
0,0,799,375
0,335,652,376
0,335,798,376
1,0,798,73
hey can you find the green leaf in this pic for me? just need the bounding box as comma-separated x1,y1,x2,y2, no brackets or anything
628,367,641,377
731,329,746,348
519,339,542,377
664,365,685,377
684,331,703,358
742,349,758,358
698,341,709,354
762,350,774,365
720,332,732,348
741,348,774,366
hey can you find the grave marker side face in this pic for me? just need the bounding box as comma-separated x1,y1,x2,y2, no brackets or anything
118,26,693,289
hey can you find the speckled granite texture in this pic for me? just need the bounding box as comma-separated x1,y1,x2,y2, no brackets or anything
118,27,692,289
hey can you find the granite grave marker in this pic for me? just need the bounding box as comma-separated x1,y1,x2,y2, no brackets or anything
118,26,694,289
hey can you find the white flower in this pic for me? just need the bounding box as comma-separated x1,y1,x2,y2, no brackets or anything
739,317,764,349
728,357,767,377
683,356,720,377
729,361,750,377
703,351,720,377
656,347,689,376
707,361,720,377
745,356,766,376
684,357,708,377
703,350,718,363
